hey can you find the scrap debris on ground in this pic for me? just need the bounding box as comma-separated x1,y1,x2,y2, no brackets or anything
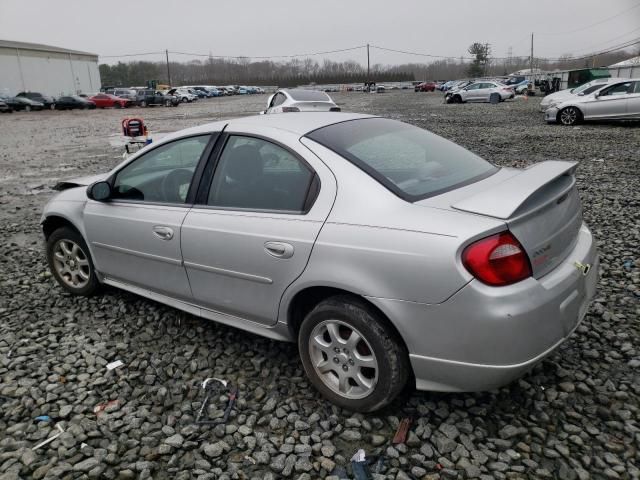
0,92,639,479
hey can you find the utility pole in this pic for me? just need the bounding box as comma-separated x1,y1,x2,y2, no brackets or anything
530,33,534,77
366,43,370,83
165,49,172,87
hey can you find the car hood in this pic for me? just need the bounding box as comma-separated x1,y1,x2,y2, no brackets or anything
53,173,108,191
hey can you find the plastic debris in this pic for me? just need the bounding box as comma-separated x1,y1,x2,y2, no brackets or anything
392,417,412,444
94,399,119,417
106,360,124,371
351,449,373,480
32,424,64,451
34,415,53,423
195,378,238,425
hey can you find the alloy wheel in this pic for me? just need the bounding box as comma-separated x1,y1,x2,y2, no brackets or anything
308,319,378,399
560,107,578,125
52,239,91,289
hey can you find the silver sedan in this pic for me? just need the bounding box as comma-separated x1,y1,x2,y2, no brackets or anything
42,113,598,411
263,89,339,114
545,78,640,125
446,81,514,103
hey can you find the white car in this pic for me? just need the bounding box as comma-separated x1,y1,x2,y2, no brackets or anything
539,77,622,112
446,81,514,103
167,88,197,103
263,89,340,114
545,78,640,125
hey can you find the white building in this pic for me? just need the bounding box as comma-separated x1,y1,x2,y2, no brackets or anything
0,39,101,97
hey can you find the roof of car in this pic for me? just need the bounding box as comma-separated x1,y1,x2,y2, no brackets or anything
168,112,375,141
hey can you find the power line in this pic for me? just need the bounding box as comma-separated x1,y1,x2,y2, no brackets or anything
100,51,164,58
537,2,640,36
370,45,473,60
169,45,366,59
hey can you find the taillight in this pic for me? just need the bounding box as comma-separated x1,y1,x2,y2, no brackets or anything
282,106,300,112
462,232,532,286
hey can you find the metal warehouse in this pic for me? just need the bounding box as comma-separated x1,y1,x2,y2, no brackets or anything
0,39,101,97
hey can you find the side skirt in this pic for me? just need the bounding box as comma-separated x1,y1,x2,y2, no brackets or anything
102,277,292,342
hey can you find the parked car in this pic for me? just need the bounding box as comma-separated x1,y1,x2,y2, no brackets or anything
263,89,340,114
104,88,138,103
206,87,222,97
539,77,621,112
41,112,598,412
16,91,56,109
414,82,437,92
55,96,96,110
5,96,45,111
446,81,514,103
136,89,179,107
90,93,131,108
0,99,13,113
167,88,197,103
545,78,640,125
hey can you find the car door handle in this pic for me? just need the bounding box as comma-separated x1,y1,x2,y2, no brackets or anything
152,226,174,240
264,241,294,259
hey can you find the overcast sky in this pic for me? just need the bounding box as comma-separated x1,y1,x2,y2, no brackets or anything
1,0,638,66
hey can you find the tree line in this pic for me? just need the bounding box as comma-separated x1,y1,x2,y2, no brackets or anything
99,57,415,87
99,47,639,88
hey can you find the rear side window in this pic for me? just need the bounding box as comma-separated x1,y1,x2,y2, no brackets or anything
207,135,315,212
287,90,330,102
307,118,497,201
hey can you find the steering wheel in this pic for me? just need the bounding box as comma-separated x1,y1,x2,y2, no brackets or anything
161,168,192,203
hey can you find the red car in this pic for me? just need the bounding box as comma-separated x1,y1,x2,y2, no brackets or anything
89,93,131,108
414,82,437,92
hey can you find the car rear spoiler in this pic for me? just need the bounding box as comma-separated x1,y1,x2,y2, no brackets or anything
452,160,578,219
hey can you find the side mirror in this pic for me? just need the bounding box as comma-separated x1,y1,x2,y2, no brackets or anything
87,181,112,201
577,92,585,96
593,92,600,99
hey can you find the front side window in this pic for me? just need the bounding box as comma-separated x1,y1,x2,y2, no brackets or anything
113,135,210,203
600,82,632,97
207,135,314,212
466,84,481,90
307,118,497,201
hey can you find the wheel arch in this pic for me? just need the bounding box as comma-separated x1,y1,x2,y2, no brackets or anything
286,285,409,356
42,214,82,240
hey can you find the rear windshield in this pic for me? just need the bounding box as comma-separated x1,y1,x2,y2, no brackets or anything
287,90,330,102
306,118,498,201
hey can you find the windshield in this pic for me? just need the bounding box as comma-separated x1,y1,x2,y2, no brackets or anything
306,118,498,201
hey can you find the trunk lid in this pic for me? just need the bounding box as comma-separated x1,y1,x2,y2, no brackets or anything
418,161,582,279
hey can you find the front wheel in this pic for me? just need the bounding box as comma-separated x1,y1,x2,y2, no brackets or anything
25,105,31,112
558,106,582,126
298,296,410,412
46,227,100,296
140,101,147,107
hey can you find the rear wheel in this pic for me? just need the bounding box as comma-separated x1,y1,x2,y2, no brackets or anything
454,94,462,104
140,100,147,107
489,93,500,104
298,296,410,412
558,106,582,126
114,102,121,109
49,104,55,110
182,97,188,103
46,227,99,296
24,105,31,112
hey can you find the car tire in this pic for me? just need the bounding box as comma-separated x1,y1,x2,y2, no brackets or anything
454,94,462,104
140,101,147,107
558,106,582,126
46,227,100,296
489,93,500,104
25,105,31,112
298,295,410,412
50,104,55,110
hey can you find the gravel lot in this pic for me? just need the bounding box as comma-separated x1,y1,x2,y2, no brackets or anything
0,92,638,480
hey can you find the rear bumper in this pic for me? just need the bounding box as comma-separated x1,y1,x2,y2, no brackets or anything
368,223,598,392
